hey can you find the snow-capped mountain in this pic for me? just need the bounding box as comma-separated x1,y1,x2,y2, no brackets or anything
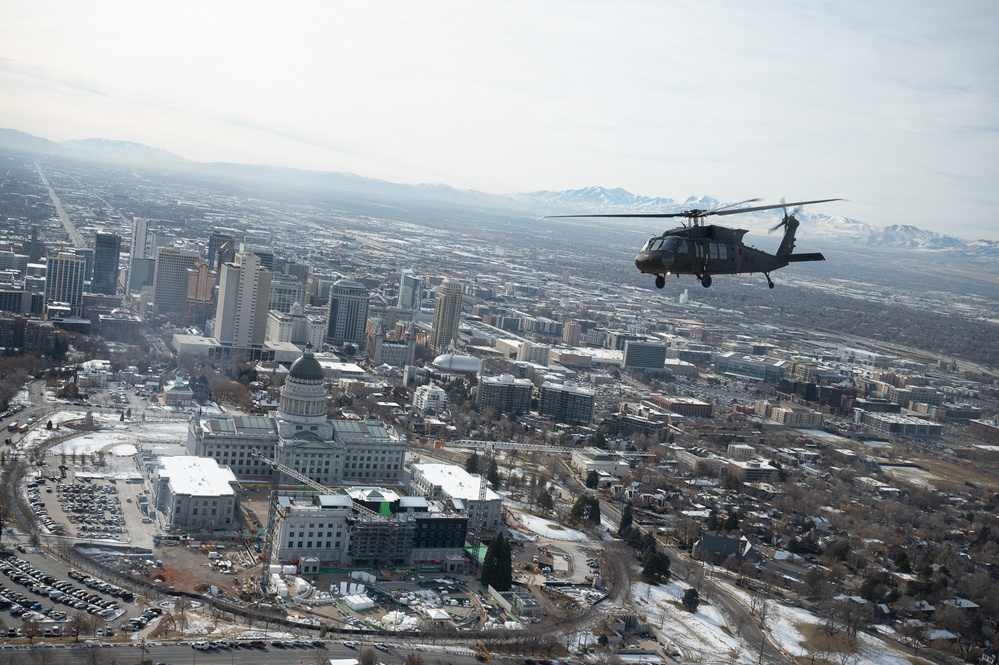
514,186,998,256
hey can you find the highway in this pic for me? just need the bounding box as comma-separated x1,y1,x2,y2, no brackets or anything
34,161,84,248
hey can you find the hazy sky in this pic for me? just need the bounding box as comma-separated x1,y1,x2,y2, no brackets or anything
2,1,998,239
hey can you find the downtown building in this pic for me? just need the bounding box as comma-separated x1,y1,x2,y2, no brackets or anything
92,232,121,296
397,271,422,311
477,374,533,415
271,490,468,570
327,280,370,350
214,251,271,349
44,252,87,316
152,247,201,320
538,381,595,425
429,278,463,353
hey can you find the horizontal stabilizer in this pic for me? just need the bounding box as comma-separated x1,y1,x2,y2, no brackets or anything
786,252,825,262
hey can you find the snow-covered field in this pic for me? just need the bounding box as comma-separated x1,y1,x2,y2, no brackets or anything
515,512,587,541
629,574,917,664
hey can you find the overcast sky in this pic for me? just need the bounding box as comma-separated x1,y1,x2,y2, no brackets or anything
2,1,998,239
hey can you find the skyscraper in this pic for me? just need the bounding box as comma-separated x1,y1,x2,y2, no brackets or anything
130,217,149,259
214,252,272,348
153,247,200,317
268,273,306,313
326,280,369,350
429,278,463,353
207,229,237,270
397,271,422,310
73,248,95,282
44,252,87,314
183,259,217,327
93,232,121,296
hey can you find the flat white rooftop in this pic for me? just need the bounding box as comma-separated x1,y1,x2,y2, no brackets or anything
158,456,236,497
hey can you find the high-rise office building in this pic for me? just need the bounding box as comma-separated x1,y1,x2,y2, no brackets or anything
92,232,121,296
153,247,200,317
429,278,463,353
183,259,217,327
73,248,95,283
207,230,237,270
44,252,87,314
214,252,272,348
268,274,306,313
131,217,149,259
397,271,422,310
285,261,310,285
326,280,369,349
241,243,274,271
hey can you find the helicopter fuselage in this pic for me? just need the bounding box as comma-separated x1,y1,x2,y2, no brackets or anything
634,222,823,288
635,225,786,276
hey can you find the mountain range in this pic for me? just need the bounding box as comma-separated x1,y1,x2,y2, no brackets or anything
1,128,996,257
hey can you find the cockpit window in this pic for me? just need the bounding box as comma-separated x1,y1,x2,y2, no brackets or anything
661,238,679,253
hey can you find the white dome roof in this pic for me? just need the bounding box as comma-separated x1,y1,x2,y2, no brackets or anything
432,354,481,373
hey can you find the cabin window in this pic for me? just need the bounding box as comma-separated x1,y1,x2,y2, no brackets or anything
719,244,728,260
677,240,689,254
709,243,719,259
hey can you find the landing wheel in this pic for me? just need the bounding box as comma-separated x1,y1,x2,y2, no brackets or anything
700,274,712,288
655,275,666,289
765,273,774,289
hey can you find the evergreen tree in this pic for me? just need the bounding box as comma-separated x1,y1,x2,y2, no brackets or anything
495,532,513,590
641,549,672,584
681,588,700,612
537,489,554,514
618,503,634,537
487,458,500,489
465,452,480,474
585,469,599,489
723,511,739,531
586,497,601,524
481,532,513,591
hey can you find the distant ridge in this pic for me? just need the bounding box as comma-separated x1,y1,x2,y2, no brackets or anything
62,138,187,164
0,128,995,255
0,128,64,153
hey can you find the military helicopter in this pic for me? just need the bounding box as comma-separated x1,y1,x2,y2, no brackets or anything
547,198,840,289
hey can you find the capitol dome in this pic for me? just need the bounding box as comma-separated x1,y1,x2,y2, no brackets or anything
288,345,325,382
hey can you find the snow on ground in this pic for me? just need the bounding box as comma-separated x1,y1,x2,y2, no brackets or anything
48,431,132,455
110,444,138,456
514,512,587,541
719,581,916,665
631,580,745,664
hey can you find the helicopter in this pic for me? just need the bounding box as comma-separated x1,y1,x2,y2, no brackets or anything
547,198,841,289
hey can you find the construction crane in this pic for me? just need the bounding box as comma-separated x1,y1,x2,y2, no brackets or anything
440,439,655,457
250,451,381,593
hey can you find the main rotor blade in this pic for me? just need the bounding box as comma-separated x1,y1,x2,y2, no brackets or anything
705,198,762,214
709,198,842,217
543,198,841,219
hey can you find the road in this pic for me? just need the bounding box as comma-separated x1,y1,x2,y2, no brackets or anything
34,161,84,248
0,641,489,665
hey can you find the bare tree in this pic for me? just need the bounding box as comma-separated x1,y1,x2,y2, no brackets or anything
67,612,91,643
358,648,379,665
22,620,43,644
